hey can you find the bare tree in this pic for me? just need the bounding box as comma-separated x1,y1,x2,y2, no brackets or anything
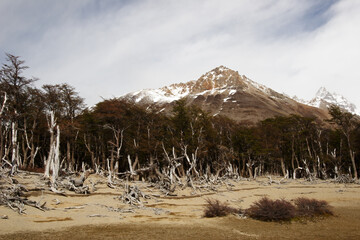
42,83,85,171
44,111,61,189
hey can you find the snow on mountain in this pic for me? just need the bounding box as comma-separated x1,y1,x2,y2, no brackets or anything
123,66,286,104
124,66,358,118
123,66,359,117
121,66,329,124
291,95,308,105
305,87,359,115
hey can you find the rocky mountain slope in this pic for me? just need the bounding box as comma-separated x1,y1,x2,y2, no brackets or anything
122,66,330,125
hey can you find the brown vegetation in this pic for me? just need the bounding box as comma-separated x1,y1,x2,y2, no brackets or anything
245,197,333,222
203,198,241,218
246,197,296,222
294,197,333,218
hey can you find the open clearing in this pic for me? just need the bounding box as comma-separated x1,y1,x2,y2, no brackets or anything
1,173,360,240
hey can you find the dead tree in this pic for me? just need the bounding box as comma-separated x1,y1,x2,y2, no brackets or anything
182,145,199,191
246,156,254,179
156,144,184,193
293,167,305,180
9,121,19,175
1,125,11,168
22,119,40,168
44,111,61,189
119,184,150,206
224,162,240,180
106,158,115,188
84,134,97,169
106,126,124,177
0,92,7,116
301,159,315,181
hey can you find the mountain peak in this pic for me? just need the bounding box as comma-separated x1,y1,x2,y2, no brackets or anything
315,87,329,98
308,87,358,115
200,65,237,79
121,66,331,124
123,65,282,105
193,66,248,93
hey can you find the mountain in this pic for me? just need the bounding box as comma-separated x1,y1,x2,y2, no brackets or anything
305,87,359,115
122,66,329,125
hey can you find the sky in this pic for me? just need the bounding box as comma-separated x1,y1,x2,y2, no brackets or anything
1,0,360,108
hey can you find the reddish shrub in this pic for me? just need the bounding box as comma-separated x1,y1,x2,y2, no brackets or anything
294,197,333,217
247,197,296,222
203,198,240,218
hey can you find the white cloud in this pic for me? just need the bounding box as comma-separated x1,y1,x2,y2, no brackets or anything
1,0,359,108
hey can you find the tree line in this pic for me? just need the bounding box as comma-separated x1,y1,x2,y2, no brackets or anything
1,53,359,180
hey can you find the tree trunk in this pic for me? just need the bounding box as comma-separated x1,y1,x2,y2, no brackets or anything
44,111,60,181
29,142,36,168
67,140,71,170
349,150,357,179
346,134,358,179
178,159,186,177
21,136,28,168
280,158,286,177
247,156,253,179
10,122,18,175
132,154,139,172
51,125,60,184
0,127,3,163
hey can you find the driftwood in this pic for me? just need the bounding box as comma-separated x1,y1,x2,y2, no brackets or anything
0,183,48,214
50,186,66,196
49,166,94,195
119,183,150,206
94,203,136,213
331,174,356,184
59,179,90,194
116,164,156,179
65,205,85,210
88,214,108,218
266,175,287,185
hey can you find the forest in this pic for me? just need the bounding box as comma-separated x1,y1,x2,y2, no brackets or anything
1,53,360,187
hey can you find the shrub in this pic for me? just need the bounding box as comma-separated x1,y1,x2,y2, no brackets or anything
294,197,333,217
203,198,240,218
247,197,296,222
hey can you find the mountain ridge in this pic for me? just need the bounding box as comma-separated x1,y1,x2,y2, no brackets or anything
125,66,288,105
121,66,357,124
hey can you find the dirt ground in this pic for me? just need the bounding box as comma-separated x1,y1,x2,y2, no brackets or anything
1,173,360,239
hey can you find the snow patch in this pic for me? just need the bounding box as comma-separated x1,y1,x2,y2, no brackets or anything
229,89,237,95
293,87,359,115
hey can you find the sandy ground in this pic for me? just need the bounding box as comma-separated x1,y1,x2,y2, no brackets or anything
1,173,360,239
